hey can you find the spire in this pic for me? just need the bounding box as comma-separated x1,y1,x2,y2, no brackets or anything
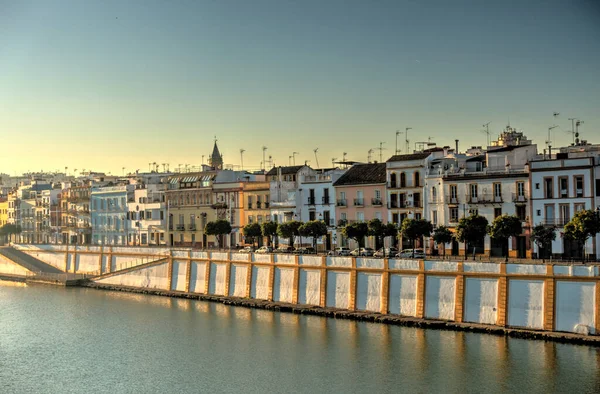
210,138,223,170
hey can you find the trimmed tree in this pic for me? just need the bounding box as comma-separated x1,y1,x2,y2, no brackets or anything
243,222,262,248
432,225,454,257
455,214,489,260
563,210,600,262
488,215,523,261
342,221,369,248
368,218,384,251
400,218,433,258
261,221,278,248
205,220,232,248
299,220,328,250
531,224,556,263
277,221,302,249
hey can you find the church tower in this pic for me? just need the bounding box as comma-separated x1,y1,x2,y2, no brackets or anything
209,138,223,170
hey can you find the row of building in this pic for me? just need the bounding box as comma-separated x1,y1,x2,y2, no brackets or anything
1,127,599,260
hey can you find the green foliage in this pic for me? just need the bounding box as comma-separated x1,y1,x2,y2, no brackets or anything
367,218,384,238
531,224,556,261
400,218,433,242
432,225,454,245
563,210,600,259
277,221,302,246
382,223,398,239
456,214,488,258
0,224,21,242
299,220,328,249
488,215,523,240
342,221,369,247
243,222,262,246
261,221,278,247
205,220,232,247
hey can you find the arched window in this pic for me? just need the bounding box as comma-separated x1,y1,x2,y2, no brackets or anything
414,172,420,187
432,186,437,200
400,173,406,188
186,194,190,205
390,173,397,188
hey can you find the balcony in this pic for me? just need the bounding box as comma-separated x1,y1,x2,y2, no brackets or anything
542,219,568,227
387,182,397,189
412,200,421,208
168,224,173,231
176,224,185,231
307,197,316,205
371,198,383,206
353,198,364,206
248,203,253,209
264,202,270,208
336,199,347,207
188,224,197,231
512,193,527,203
322,196,330,205
446,195,460,205
468,194,503,204
256,202,262,209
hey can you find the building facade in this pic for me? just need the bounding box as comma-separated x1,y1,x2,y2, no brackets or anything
91,185,134,245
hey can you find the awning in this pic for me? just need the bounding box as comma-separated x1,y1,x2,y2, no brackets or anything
149,225,165,233
188,176,199,182
169,178,180,184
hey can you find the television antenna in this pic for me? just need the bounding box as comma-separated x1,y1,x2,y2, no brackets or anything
482,122,491,147
367,149,373,163
405,127,412,153
547,125,558,148
262,146,268,171
292,152,299,166
240,149,245,170
313,148,320,168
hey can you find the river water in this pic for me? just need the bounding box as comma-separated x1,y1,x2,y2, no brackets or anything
1,281,599,393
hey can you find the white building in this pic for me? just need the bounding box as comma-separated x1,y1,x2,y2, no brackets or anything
529,143,600,260
268,165,313,224
126,183,168,246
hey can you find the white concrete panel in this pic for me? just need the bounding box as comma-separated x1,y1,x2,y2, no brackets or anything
0,256,30,275
191,251,208,259
553,266,570,276
388,275,418,316
299,256,323,266
101,255,110,274
507,279,544,329
464,278,498,325
425,261,459,272
210,252,228,261
298,269,321,306
356,258,384,269
273,268,295,303
555,281,596,334
189,262,207,293
572,266,595,277
95,261,169,289
170,261,188,292
425,276,456,320
252,254,272,263
326,271,350,309
209,263,227,295
251,266,271,300
463,262,501,273
388,259,420,271
172,250,189,258
506,264,547,275
356,273,382,312
274,254,296,264
22,251,66,271
112,255,137,272
66,254,74,272
75,254,99,274
228,264,248,297
231,253,250,262
326,257,352,268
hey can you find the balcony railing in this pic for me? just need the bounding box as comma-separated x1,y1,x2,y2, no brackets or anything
542,219,568,227
353,198,364,206
176,224,185,231
446,195,460,205
307,197,316,205
264,202,270,208
512,193,527,203
371,198,382,206
468,194,503,204
336,199,347,207
412,200,421,208
387,182,397,189
322,196,330,205
256,202,262,209
188,224,197,231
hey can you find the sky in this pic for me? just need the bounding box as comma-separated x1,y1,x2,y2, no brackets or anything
0,0,599,175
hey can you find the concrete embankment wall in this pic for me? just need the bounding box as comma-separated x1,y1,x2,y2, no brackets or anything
87,249,600,336
0,254,31,276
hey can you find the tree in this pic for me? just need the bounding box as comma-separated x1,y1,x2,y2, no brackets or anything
342,221,369,248
299,220,328,250
1,224,21,243
205,220,232,248
400,218,433,258
243,223,262,248
261,221,278,248
455,214,489,259
432,225,454,257
488,215,523,261
277,221,302,248
563,210,600,262
367,219,398,257
531,224,556,263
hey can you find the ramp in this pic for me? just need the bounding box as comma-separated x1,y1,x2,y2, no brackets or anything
0,247,64,274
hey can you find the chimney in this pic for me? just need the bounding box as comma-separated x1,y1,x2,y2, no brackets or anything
455,139,459,153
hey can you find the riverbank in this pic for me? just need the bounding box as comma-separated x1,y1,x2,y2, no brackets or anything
82,281,600,347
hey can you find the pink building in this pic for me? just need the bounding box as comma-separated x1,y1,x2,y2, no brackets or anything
333,163,387,248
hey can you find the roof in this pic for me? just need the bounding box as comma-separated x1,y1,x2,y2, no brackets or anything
333,163,386,186
266,165,307,176
466,155,486,162
386,152,431,162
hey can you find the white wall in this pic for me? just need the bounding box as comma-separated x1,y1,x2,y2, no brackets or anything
326,271,350,309
298,269,321,306
228,264,248,297
189,262,207,294
95,261,169,289
0,256,30,275
250,266,271,300
75,254,100,274
425,276,456,320
170,261,187,292
208,263,227,295
273,268,295,303
356,272,382,312
388,274,418,316
22,251,66,271
507,279,544,329
554,281,596,334
464,278,498,325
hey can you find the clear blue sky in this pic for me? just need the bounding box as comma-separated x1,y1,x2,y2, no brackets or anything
1,0,598,174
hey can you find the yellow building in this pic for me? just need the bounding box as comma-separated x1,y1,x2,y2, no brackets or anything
0,198,8,228
166,172,218,247
242,182,271,246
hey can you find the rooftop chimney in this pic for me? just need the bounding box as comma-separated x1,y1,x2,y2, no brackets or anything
455,139,459,154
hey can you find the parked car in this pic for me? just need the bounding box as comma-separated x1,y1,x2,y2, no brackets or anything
373,247,398,258
350,248,361,256
329,247,351,256
396,249,425,259
350,248,375,257
255,246,273,254
239,246,253,253
276,246,295,253
296,247,316,254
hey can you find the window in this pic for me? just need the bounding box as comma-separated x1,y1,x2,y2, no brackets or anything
559,177,568,198
469,208,478,216
574,176,584,197
309,211,316,221
559,204,570,225
470,184,478,199
544,177,553,199
357,212,364,221
535,183,540,190
160,211,164,220
375,212,382,220
340,212,347,221
494,208,502,218
432,211,438,227
248,215,254,224
400,173,406,188
574,203,585,213
493,183,502,199
517,182,525,197
516,205,526,221
390,173,397,188
449,207,459,222
392,213,399,223
544,205,555,225
414,172,420,187
414,213,421,220
432,187,437,201
257,215,263,224
375,190,381,199
178,214,184,224
597,180,600,197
